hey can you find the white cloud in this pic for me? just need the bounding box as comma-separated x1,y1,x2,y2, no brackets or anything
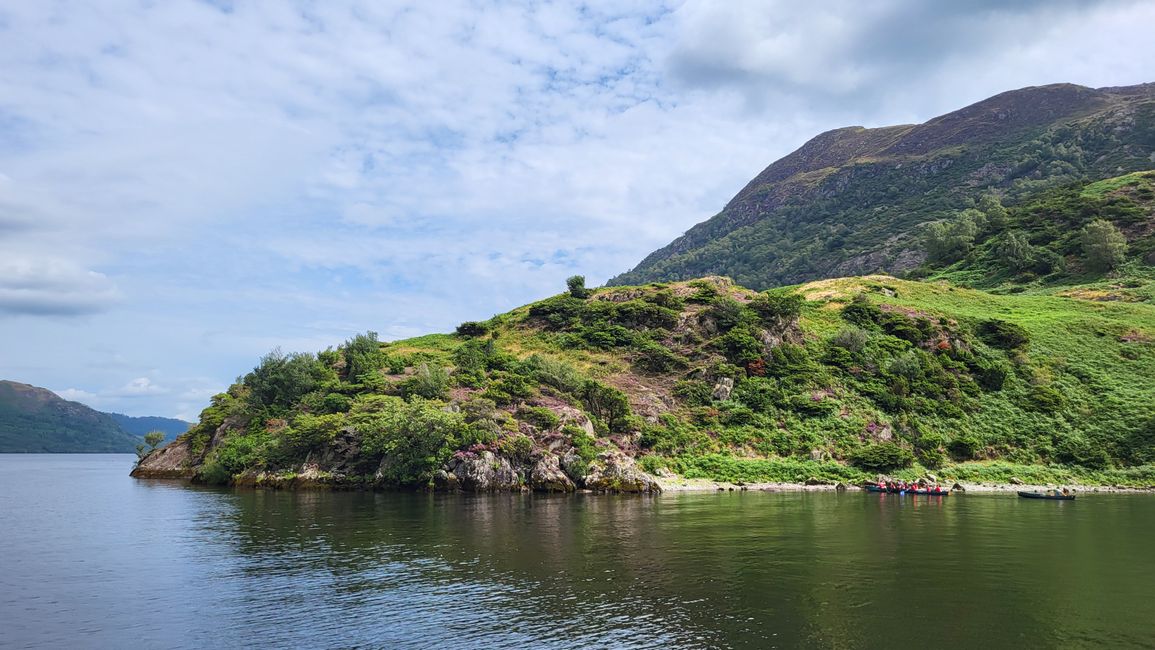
0,257,120,316
0,1,1152,417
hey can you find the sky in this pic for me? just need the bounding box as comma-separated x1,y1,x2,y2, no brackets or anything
1,0,1153,420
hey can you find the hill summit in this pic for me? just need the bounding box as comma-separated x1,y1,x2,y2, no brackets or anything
610,83,1155,289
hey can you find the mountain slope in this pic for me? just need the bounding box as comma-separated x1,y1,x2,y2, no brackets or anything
0,381,140,452
135,275,1155,489
610,83,1155,289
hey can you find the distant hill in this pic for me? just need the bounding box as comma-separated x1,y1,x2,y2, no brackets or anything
610,83,1155,289
106,413,191,444
0,381,140,452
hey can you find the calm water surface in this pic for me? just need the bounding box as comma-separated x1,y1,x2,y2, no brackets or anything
2,454,1154,649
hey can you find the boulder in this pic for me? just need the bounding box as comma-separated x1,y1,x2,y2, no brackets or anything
711,377,734,401
925,473,938,483
1010,477,1024,485
529,454,576,492
432,469,460,491
584,452,662,493
835,482,848,491
452,451,521,491
804,476,826,486
809,448,826,462
952,483,965,492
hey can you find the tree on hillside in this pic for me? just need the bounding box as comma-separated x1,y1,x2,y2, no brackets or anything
925,211,980,263
995,231,1035,272
978,193,1009,231
1081,219,1127,272
566,275,590,299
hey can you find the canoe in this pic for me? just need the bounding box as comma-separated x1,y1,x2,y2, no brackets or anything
1018,491,1075,501
865,484,950,496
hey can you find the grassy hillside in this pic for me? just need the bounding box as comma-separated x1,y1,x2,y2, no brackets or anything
146,275,1155,489
0,381,141,453
610,83,1155,289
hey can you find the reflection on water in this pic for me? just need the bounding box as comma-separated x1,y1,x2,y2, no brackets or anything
2,455,1153,649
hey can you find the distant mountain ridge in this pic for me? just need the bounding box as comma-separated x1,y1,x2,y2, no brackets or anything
610,82,1155,289
0,380,191,453
107,413,191,441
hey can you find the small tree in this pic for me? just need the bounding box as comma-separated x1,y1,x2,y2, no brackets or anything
977,193,1008,231
1081,219,1127,272
925,211,980,263
566,275,590,299
995,231,1035,273
135,430,166,460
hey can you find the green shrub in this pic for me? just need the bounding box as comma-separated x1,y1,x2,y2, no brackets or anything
949,434,982,460
716,327,764,365
633,339,688,374
732,377,785,413
577,380,632,433
841,294,882,329
498,433,535,462
674,379,715,407
524,355,585,394
687,279,719,303
243,349,335,411
455,321,490,337
1055,436,1110,469
343,332,385,382
356,396,469,484
849,444,915,473
1024,384,1066,412
749,290,804,327
977,319,1030,350
830,327,869,354
706,296,747,332
401,363,450,400
515,405,560,431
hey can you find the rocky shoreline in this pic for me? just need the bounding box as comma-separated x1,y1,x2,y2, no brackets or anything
655,477,1155,494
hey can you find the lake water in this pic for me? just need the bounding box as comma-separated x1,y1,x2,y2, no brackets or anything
1,454,1154,649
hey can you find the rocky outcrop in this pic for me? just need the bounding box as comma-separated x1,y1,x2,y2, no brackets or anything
584,452,662,494
445,451,521,491
528,454,576,492
130,439,196,479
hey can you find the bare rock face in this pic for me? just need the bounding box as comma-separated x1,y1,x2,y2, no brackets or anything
584,452,662,494
447,451,521,492
556,406,595,435
130,439,196,479
529,454,576,492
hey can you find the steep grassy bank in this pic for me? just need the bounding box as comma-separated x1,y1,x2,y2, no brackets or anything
137,275,1155,490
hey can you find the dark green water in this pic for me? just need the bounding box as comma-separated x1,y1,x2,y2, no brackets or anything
2,455,1153,649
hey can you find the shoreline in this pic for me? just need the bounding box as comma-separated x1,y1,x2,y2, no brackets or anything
655,477,1155,494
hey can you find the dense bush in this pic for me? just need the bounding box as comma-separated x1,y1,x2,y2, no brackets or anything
716,327,764,365
849,444,915,472
749,290,804,327
355,396,479,484
977,319,1030,350
841,295,883,329
515,405,560,431
577,380,633,433
705,296,747,332
455,321,490,337
244,349,335,411
401,364,451,400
